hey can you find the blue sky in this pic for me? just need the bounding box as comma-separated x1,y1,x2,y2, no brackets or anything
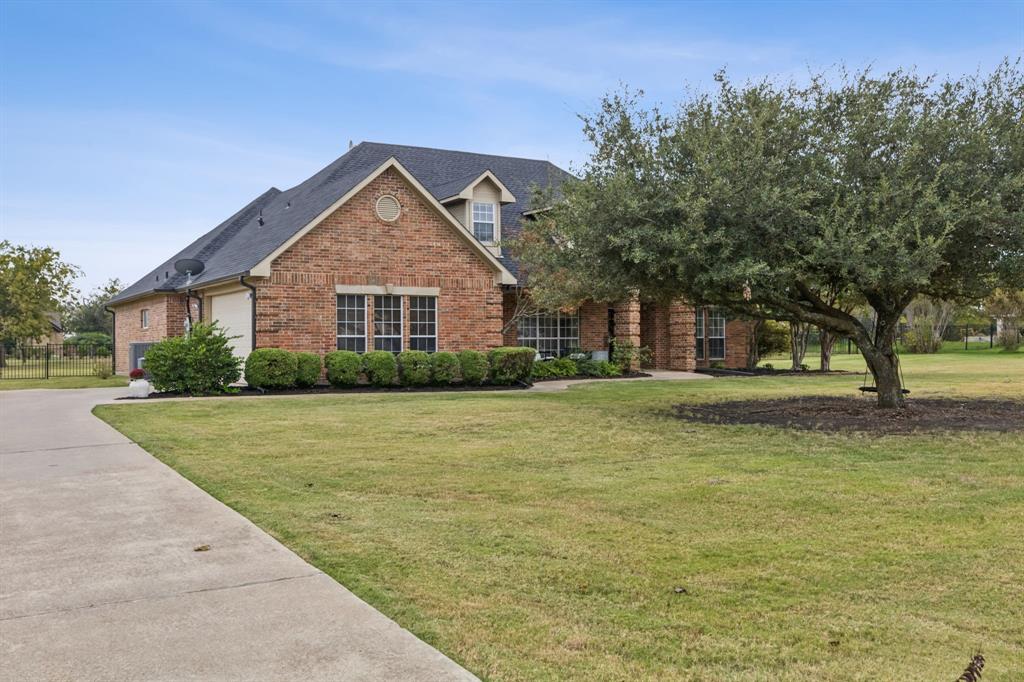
1,1,1021,294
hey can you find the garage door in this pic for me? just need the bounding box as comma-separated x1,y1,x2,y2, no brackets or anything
209,290,252,361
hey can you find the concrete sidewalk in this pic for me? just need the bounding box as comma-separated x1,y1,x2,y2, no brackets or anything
0,388,476,682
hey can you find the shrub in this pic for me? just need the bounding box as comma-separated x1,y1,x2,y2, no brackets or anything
129,368,145,380
489,346,536,385
595,360,621,377
363,350,398,387
532,357,577,379
324,350,361,387
611,339,653,371
997,328,1021,351
245,348,297,390
93,361,112,379
757,321,790,357
68,331,113,355
294,352,322,388
457,350,489,385
398,350,431,386
144,322,241,394
430,351,460,385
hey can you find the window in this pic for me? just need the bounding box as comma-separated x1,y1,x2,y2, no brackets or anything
517,311,579,357
373,295,402,352
707,309,726,360
336,295,366,352
409,296,437,352
140,309,150,329
695,309,704,361
472,202,495,242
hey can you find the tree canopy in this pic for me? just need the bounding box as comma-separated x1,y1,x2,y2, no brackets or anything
517,63,1023,407
0,241,80,344
64,278,122,336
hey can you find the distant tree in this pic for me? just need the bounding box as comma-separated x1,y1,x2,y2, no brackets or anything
517,63,1024,408
984,288,1024,350
0,241,80,346
64,278,122,336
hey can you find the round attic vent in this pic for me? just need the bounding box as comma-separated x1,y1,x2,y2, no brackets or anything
375,195,401,222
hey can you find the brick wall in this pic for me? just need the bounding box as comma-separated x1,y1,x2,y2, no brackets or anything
111,293,199,374
256,167,504,354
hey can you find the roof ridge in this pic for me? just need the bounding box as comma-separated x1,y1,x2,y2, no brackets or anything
361,141,555,165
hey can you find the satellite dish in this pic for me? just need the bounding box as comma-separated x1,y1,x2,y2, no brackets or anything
174,258,205,276
174,258,205,286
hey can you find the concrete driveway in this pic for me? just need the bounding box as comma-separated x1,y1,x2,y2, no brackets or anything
0,388,475,681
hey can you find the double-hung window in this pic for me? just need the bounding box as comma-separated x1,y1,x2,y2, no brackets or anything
707,309,726,360
409,296,437,352
336,295,367,352
517,311,579,357
472,202,495,242
140,309,150,329
695,307,726,361
373,295,403,352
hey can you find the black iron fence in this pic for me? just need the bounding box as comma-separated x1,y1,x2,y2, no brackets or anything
0,344,113,380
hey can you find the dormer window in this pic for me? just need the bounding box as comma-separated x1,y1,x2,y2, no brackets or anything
472,202,495,243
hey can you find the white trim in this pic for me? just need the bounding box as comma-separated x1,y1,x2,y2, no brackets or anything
334,284,440,296
372,294,403,352
250,157,517,285
408,294,438,352
439,170,516,204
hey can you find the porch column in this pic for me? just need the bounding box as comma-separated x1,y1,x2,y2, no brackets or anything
668,300,697,371
613,294,642,370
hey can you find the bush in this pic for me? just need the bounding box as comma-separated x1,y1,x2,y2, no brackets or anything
488,346,536,385
997,328,1021,351
458,350,489,385
429,352,460,385
532,357,577,379
92,361,112,379
67,331,113,355
245,348,297,390
363,350,398,387
324,350,361,387
294,352,322,388
398,350,431,386
144,322,241,394
757,320,790,357
610,339,653,371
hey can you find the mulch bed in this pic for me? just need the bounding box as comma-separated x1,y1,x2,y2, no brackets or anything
673,396,1024,434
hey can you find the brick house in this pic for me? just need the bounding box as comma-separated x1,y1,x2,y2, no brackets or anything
107,143,750,375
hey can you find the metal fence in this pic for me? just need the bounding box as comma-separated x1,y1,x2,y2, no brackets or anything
0,344,113,380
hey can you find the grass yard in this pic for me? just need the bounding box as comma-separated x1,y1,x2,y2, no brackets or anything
95,352,1024,680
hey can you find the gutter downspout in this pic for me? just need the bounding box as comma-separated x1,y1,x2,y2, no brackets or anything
104,305,116,374
185,289,203,331
239,275,257,351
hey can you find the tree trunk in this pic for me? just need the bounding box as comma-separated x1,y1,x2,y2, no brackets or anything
819,327,834,372
789,321,810,370
855,311,906,408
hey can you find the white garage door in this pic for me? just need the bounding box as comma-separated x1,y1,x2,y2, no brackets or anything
209,290,252,361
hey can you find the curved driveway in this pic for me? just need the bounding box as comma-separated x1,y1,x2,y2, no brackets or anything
0,388,475,681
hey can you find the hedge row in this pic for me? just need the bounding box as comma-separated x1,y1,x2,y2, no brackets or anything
244,346,537,390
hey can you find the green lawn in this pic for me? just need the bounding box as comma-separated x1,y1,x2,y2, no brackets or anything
95,352,1024,681
0,374,126,390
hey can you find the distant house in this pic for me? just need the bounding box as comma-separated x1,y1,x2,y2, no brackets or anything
39,313,64,345
107,143,751,374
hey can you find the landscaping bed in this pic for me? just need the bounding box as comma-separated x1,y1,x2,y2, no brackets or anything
674,396,1024,434
122,382,531,399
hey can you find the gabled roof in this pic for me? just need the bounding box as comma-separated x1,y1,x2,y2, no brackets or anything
109,142,572,304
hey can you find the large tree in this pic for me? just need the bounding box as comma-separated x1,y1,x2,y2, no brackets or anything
64,278,122,336
0,241,80,344
517,64,1023,407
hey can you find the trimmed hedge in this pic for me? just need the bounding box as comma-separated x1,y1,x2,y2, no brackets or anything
489,346,536,385
430,352,460,385
324,350,361,387
143,322,241,394
245,348,297,389
363,350,398,387
294,352,322,388
532,357,577,379
457,350,489,385
576,358,621,377
398,350,431,386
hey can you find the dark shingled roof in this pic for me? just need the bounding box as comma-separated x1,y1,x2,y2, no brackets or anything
109,142,572,304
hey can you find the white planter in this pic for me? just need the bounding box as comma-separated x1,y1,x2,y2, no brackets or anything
128,379,151,399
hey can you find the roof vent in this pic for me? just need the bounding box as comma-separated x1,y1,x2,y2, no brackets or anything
375,195,401,222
